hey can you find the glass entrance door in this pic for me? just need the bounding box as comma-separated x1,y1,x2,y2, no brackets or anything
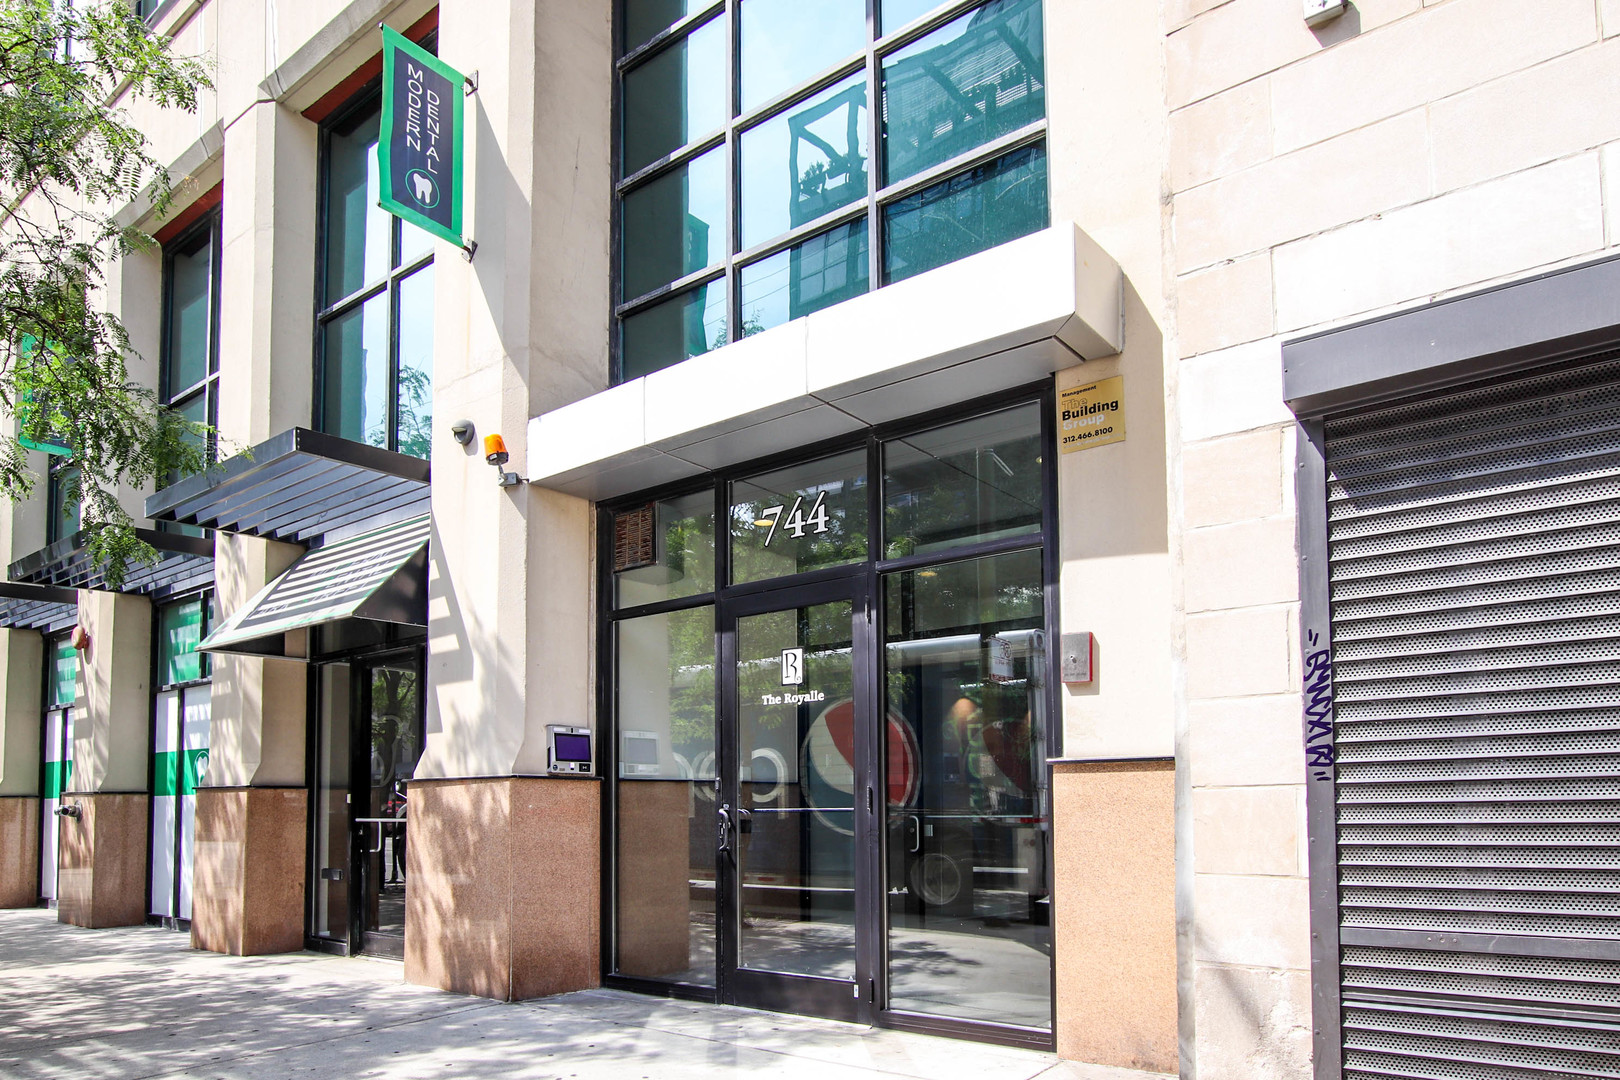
718,579,876,1022
357,658,421,958
309,647,423,957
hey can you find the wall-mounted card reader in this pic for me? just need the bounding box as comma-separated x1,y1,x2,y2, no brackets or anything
547,724,594,776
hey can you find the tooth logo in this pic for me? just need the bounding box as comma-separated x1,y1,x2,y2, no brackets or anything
407,169,438,208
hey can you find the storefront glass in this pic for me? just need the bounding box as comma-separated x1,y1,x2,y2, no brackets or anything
613,605,717,984
150,596,212,924
883,548,1049,1027
606,395,1053,1038
730,450,869,584
39,637,77,904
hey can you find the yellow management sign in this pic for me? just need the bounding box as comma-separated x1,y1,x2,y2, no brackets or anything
1058,375,1125,453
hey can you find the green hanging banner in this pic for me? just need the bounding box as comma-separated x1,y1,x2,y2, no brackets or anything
377,26,467,249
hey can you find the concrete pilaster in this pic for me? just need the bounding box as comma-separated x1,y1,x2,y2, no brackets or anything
421,0,611,785
54,592,151,928
193,534,308,955
0,628,44,908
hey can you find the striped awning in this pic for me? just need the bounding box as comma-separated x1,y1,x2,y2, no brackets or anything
199,513,429,659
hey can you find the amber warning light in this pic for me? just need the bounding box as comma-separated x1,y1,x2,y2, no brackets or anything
482,433,525,489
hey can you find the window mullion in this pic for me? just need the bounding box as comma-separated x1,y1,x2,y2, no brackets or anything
865,0,882,292
726,0,740,350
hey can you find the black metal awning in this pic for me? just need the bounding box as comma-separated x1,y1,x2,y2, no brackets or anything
9,528,215,602
145,428,430,544
0,581,77,632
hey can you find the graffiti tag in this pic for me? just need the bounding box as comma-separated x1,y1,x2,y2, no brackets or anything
1302,628,1335,782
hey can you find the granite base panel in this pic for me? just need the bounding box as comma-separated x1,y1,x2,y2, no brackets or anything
0,796,40,908
1053,760,1178,1073
406,776,601,1001
57,793,148,929
192,787,307,956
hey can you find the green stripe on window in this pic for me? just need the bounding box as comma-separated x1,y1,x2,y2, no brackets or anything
181,748,208,796
158,599,206,686
49,641,77,707
43,759,72,799
152,750,179,797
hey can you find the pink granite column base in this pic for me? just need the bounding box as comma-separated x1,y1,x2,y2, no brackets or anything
406,776,601,1001
57,793,148,928
1053,760,1179,1073
0,796,40,908
192,787,307,955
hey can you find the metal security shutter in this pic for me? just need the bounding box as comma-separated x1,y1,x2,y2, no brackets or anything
1323,354,1620,1080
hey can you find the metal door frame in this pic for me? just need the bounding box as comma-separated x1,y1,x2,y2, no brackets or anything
715,571,879,1023
597,381,1061,1048
350,646,425,959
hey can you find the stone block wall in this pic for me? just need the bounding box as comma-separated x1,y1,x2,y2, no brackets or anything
1165,1,1620,1076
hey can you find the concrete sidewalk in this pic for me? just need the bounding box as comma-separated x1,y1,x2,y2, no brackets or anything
0,909,1171,1080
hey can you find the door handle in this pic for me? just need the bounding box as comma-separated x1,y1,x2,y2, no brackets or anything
908,814,922,854
717,804,732,856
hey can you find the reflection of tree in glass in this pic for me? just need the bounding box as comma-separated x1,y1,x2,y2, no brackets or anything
390,364,433,460
662,606,717,767
882,414,1042,557
730,464,868,582
709,311,764,352
370,667,419,807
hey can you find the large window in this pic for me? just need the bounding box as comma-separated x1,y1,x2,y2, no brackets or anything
317,87,435,459
45,458,78,544
149,594,212,924
161,207,221,480
615,0,1047,381
604,395,1054,1034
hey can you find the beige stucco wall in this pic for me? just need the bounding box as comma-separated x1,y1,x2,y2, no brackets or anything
208,535,306,788
1046,0,1176,764
1165,1,1620,1076
419,0,612,780
70,592,151,794
0,630,43,797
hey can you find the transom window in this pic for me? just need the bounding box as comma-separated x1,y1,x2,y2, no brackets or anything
316,85,435,459
615,0,1048,382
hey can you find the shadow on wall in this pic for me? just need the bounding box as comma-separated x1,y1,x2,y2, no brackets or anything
1062,275,1169,561
1198,952,1314,1077
405,776,601,1002
405,777,510,999
1308,2,1363,45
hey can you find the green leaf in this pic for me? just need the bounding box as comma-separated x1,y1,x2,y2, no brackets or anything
0,0,214,587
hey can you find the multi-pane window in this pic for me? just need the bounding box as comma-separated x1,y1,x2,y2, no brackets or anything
162,211,220,471
614,0,1047,381
46,459,79,544
316,86,435,459
150,594,211,924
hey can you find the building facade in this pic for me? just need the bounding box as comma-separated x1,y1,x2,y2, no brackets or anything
0,1,1618,1077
